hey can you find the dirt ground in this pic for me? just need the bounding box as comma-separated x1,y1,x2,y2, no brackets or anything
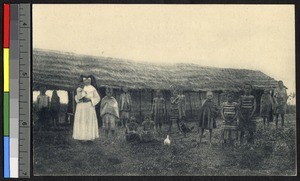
33,114,296,176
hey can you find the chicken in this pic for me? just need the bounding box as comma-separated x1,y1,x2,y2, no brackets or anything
164,135,171,146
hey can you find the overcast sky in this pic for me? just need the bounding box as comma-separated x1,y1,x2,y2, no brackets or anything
33,4,295,96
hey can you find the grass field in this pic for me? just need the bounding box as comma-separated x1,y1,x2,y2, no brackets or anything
33,113,296,176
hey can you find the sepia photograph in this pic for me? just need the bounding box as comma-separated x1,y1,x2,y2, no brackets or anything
32,4,296,176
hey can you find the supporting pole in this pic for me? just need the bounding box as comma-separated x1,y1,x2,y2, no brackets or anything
218,91,221,106
198,91,202,106
139,89,142,123
188,92,193,118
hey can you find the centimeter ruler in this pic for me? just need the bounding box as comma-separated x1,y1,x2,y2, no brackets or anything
18,3,31,178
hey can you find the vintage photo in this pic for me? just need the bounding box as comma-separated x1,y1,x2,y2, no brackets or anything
32,5,296,176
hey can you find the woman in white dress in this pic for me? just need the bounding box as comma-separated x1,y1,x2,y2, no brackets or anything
73,75,101,141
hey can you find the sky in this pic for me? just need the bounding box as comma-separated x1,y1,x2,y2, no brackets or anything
33,4,296,103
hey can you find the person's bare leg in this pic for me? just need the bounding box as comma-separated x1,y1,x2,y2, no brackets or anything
240,131,245,144
281,114,285,127
199,129,204,143
209,129,212,145
275,114,279,129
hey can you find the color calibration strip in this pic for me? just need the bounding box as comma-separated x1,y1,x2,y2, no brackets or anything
10,4,20,178
3,3,10,178
3,3,31,178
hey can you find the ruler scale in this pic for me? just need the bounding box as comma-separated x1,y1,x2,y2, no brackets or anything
18,4,31,178
10,4,19,178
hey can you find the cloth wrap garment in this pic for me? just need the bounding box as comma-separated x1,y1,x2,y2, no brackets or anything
101,96,120,130
198,99,218,129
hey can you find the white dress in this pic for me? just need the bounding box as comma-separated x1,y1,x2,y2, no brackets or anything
72,85,100,140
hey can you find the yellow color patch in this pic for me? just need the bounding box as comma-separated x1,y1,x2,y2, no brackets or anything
4,48,9,92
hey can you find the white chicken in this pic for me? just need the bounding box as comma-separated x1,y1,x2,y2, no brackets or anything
164,135,171,146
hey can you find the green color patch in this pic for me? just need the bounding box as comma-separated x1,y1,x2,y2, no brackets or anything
4,93,9,136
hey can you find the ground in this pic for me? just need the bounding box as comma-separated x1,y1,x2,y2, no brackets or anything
33,114,296,176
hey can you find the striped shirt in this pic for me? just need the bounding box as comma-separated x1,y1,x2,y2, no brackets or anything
222,102,238,120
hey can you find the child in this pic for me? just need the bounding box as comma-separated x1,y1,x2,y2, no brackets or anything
141,115,156,142
239,83,257,144
100,87,119,136
50,90,61,129
198,91,218,145
37,87,50,130
177,89,186,122
260,89,274,127
168,89,180,134
119,87,132,127
221,92,239,144
152,90,166,134
125,116,141,143
273,80,288,128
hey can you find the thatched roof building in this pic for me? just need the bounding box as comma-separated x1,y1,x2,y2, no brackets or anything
33,49,278,92
33,49,279,122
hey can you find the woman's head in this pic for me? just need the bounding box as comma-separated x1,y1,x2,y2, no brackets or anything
156,90,162,97
206,91,213,100
264,89,270,94
52,90,58,97
122,87,128,93
130,116,136,123
244,83,252,95
105,87,113,97
227,92,234,103
278,80,284,88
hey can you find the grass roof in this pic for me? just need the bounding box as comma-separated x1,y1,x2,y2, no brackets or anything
33,49,278,91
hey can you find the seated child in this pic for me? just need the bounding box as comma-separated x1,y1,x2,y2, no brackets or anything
125,116,141,143
141,115,156,143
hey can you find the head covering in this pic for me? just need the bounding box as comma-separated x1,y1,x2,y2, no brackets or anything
87,75,97,89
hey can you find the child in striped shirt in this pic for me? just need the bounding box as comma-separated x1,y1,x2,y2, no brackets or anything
221,92,239,144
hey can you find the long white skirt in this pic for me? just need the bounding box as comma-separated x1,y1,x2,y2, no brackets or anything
73,102,99,140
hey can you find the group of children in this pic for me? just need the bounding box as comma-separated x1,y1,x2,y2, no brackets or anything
36,88,60,130
36,79,288,145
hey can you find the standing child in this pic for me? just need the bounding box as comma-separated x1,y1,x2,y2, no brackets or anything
141,115,156,142
50,90,61,129
198,91,218,145
178,89,186,122
260,89,274,128
125,116,141,143
100,87,119,136
168,89,180,134
152,90,166,134
37,87,50,130
239,83,257,144
119,87,132,127
221,92,239,144
273,80,288,128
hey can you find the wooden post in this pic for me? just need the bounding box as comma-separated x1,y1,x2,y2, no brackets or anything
218,91,221,106
188,92,193,118
139,89,142,123
198,91,202,107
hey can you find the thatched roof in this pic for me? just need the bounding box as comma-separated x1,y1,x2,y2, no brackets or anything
33,49,278,92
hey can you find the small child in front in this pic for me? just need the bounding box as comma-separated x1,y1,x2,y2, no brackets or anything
125,116,141,143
